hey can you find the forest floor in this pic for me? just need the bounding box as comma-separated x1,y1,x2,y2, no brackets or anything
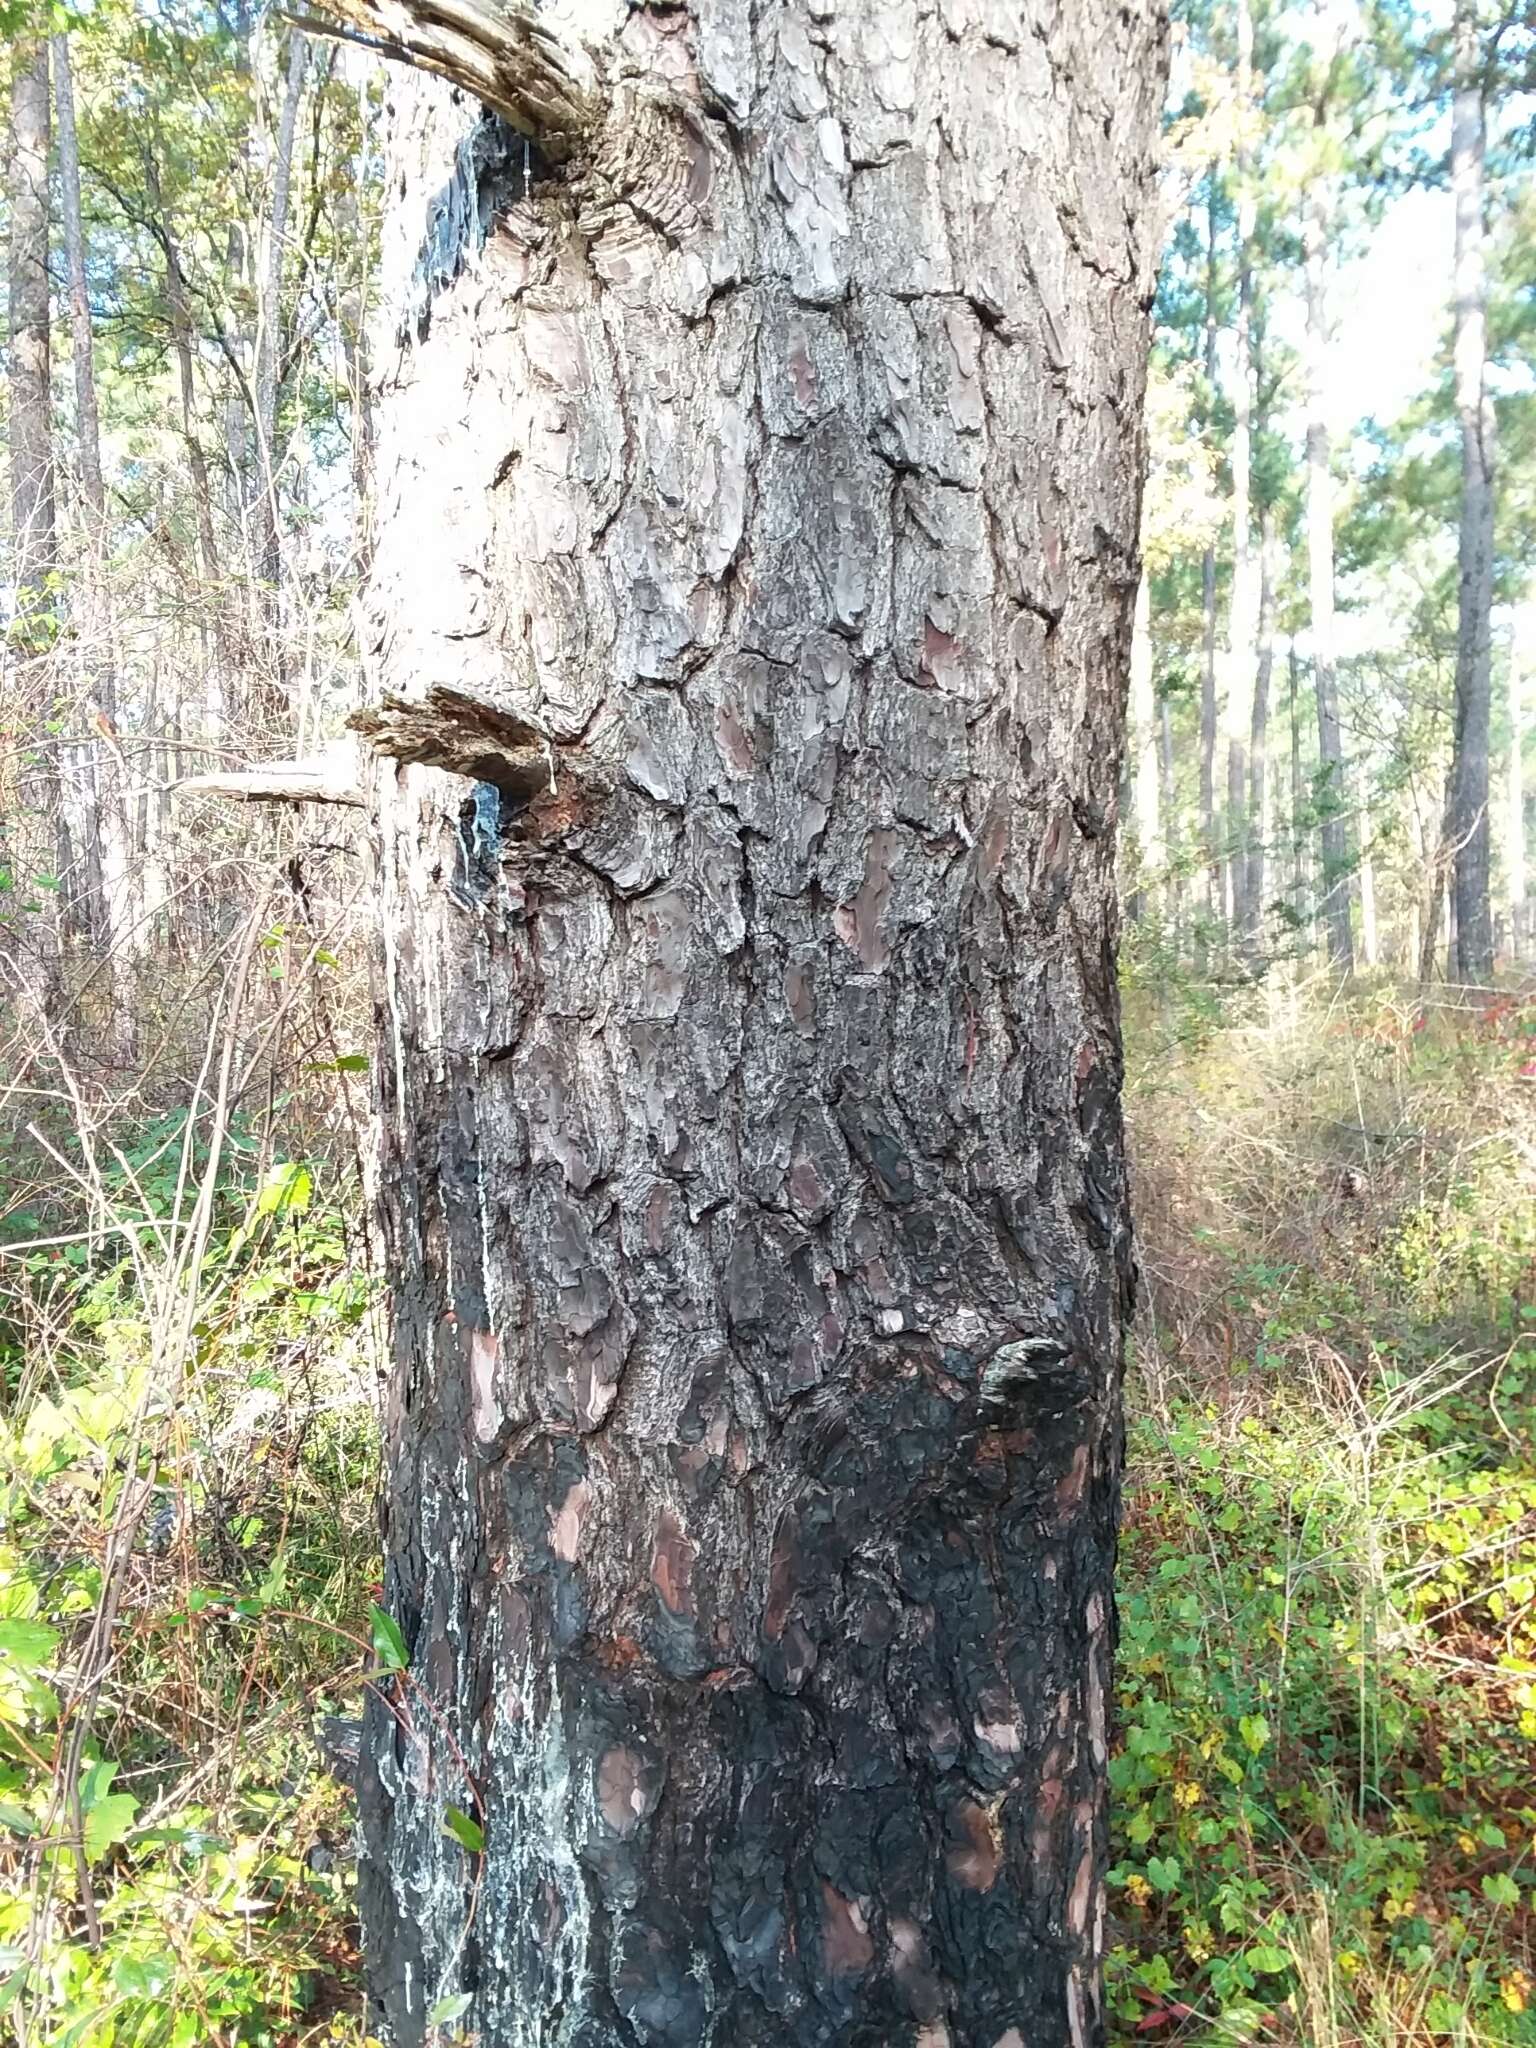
0,973,1531,2046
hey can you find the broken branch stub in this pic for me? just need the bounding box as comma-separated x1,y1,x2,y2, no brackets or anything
173,746,365,808
348,686,597,805
300,0,601,159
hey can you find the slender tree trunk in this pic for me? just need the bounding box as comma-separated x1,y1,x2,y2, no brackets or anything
1223,0,1258,953
223,0,255,530
1247,511,1274,956
350,2,1166,2040
1130,571,1161,921
54,32,138,973
1199,178,1219,953
1418,766,1454,986
144,149,227,730
1288,638,1308,939
9,38,55,609
1304,175,1353,972
1159,694,1182,946
250,26,307,720
1358,827,1378,967
1509,613,1527,960
336,174,374,555
7,37,92,965
53,38,103,538
1449,0,1495,983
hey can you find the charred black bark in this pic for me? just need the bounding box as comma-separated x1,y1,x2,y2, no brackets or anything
352,3,1166,2043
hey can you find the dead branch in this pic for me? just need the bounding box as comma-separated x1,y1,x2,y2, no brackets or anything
288,0,602,160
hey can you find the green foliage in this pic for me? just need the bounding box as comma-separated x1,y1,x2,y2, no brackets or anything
0,1140,379,2047
1113,984,1536,2044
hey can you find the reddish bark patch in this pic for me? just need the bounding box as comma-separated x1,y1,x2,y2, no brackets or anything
526,786,592,841
977,1427,1035,1460
644,1182,673,1251
1055,1440,1090,1514
819,1881,874,1976
548,1479,590,1563
784,960,816,1034
763,1512,797,1640
972,1692,1023,1761
946,1799,1001,1891
596,1745,649,1835
832,827,896,971
980,809,1009,881
1030,1760,1066,1870
920,614,960,689
591,1634,645,1672
788,1150,827,1216
715,702,756,773
650,1506,697,1617
787,330,817,409
1066,1802,1096,1937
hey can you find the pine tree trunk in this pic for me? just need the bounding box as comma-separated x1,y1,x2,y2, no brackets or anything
1246,511,1274,958
54,31,139,972
6,37,91,964
145,158,221,599
1304,176,1353,972
1449,0,1495,984
350,2,1166,2041
52,37,103,537
1130,571,1162,920
1287,639,1308,937
1199,180,1219,954
250,27,308,724
8,38,54,606
1223,0,1257,953
1160,694,1183,946
1509,610,1527,961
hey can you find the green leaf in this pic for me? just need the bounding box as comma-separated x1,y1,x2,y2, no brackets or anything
1481,1872,1521,1907
1246,1942,1290,1974
0,1620,58,1676
255,1159,312,1217
1135,1953,1175,1994
427,1992,473,2026
112,1955,172,1998
83,1792,138,1862
443,1806,484,1854
79,1758,117,1807
1237,1713,1270,1755
1146,1855,1181,1896
370,1604,408,1671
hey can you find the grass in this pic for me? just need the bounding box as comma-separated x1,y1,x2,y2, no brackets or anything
0,970,1531,2044
1111,971,1536,2043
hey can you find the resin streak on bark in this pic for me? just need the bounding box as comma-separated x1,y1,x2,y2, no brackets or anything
355,2,1165,2042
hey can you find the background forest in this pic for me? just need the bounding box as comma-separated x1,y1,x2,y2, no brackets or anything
0,0,1531,2042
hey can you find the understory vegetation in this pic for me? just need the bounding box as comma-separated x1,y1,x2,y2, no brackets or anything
0,969,1529,2046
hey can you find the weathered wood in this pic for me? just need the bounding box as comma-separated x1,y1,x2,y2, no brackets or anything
173,748,365,807
354,1,1167,2042
299,0,600,157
